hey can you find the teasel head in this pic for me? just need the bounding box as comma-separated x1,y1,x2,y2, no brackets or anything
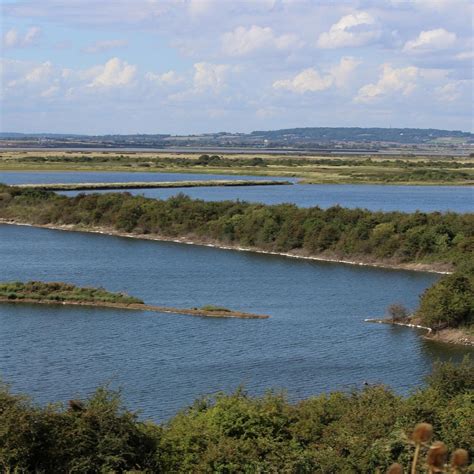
411,422,433,444
451,448,469,471
387,462,403,474
426,441,448,472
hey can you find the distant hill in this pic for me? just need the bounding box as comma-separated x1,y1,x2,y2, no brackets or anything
1,127,472,149
250,127,473,144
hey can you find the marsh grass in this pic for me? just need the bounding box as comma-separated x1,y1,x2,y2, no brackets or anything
0,281,143,305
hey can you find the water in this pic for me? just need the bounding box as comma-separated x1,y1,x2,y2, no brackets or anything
0,224,470,421
1,171,472,212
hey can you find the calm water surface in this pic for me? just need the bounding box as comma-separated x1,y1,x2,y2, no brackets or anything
2,171,472,212
0,224,470,421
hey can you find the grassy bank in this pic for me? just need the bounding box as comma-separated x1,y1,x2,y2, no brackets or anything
1,358,472,472
0,281,143,305
1,150,473,185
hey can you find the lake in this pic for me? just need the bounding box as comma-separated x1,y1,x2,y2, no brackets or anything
1,171,473,212
0,223,470,421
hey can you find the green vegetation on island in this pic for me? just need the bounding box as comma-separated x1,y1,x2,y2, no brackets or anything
379,270,474,345
0,281,143,305
1,358,472,472
0,280,269,319
416,271,474,330
0,183,472,334
1,184,472,269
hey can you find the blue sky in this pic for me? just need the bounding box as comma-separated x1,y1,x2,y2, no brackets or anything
1,0,472,134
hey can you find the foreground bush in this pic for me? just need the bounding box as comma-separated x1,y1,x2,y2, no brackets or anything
0,359,472,473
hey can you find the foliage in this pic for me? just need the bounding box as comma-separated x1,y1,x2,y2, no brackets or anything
387,303,410,321
0,281,143,305
200,305,231,312
1,184,472,269
415,272,474,329
0,359,472,472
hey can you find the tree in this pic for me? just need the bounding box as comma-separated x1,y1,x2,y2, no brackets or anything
416,273,474,329
387,303,410,322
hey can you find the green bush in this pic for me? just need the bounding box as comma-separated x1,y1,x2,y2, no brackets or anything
0,359,472,472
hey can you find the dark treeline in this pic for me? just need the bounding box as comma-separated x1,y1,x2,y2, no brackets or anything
1,359,472,472
0,184,472,328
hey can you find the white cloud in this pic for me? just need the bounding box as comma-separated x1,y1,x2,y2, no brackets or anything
435,81,465,102
193,62,230,92
273,57,359,93
330,56,361,88
455,51,474,61
145,70,184,86
222,25,302,56
88,57,136,88
274,68,333,92
7,61,54,88
256,106,281,119
2,27,41,48
317,12,380,49
355,64,418,102
188,0,215,16
403,28,456,53
40,85,60,98
82,39,128,54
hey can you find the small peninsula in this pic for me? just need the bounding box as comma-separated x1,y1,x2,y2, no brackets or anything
0,281,269,319
365,272,474,347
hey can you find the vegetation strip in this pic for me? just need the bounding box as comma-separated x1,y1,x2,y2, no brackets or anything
0,281,269,319
1,359,473,472
15,179,292,191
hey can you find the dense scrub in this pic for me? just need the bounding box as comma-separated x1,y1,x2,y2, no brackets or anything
415,271,474,329
0,184,472,267
0,281,143,305
0,359,472,472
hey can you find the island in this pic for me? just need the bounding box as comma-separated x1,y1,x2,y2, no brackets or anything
0,281,269,319
14,179,292,191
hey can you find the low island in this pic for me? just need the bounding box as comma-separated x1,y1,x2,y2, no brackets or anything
0,281,269,319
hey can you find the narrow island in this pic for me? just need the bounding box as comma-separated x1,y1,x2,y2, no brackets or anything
0,281,269,319
15,179,292,192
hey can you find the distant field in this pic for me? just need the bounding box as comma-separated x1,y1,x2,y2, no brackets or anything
1,150,473,185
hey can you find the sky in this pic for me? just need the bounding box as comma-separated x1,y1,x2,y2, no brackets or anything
1,0,473,134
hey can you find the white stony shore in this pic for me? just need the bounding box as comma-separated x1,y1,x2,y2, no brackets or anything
0,219,453,275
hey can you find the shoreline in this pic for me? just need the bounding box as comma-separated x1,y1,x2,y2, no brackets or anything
0,297,269,319
0,219,453,275
364,318,474,347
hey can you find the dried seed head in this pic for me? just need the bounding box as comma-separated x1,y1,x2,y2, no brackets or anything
451,448,469,468
427,441,448,470
411,422,433,444
387,462,403,474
